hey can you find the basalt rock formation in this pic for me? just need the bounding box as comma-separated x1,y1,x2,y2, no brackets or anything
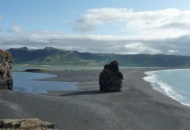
99,60,123,92
0,50,13,90
0,118,56,130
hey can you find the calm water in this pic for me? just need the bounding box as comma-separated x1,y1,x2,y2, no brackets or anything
144,69,190,107
12,65,132,71
13,72,77,93
13,65,102,71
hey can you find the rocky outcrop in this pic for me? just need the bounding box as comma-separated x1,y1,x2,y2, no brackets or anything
99,60,123,92
0,50,13,90
0,118,56,130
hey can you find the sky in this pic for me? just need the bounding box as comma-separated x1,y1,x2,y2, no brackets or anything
1,0,190,55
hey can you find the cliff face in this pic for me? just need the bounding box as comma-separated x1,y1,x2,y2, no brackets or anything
0,50,13,90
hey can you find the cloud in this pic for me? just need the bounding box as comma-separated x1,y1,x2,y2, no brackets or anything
1,30,190,55
73,8,131,32
7,25,23,33
73,8,190,38
1,8,190,56
168,50,181,55
123,43,161,54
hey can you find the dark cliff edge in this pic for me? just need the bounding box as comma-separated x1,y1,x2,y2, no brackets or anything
0,50,13,90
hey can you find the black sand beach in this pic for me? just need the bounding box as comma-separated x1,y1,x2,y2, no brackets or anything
1,68,190,130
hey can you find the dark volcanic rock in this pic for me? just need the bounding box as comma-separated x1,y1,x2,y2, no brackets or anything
99,60,123,92
24,68,44,72
0,50,13,90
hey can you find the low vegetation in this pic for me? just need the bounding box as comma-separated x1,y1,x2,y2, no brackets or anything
8,47,190,67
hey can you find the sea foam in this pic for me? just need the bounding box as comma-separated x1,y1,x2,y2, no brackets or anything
143,69,190,107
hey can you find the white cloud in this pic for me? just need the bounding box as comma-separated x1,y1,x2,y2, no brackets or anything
168,50,181,55
73,8,131,32
123,43,161,54
8,25,23,33
73,8,190,38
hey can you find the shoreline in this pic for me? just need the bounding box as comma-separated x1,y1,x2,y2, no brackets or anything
1,68,190,130
143,68,190,108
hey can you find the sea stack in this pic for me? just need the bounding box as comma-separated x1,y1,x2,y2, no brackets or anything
99,60,123,92
0,50,13,90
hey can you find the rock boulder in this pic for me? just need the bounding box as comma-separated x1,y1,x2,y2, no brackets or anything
0,118,56,130
99,60,123,92
0,50,13,90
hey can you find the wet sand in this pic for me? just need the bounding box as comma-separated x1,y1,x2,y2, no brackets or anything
1,68,190,130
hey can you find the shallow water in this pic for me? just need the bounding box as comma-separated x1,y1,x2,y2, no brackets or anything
13,72,77,93
13,65,102,71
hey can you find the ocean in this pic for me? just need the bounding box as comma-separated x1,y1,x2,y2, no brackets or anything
143,69,190,107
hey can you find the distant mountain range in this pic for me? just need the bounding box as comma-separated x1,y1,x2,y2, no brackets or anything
8,47,190,67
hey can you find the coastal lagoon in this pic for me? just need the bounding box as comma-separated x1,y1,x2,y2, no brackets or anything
144,69,190,107
12,65,130,94
12,65,99,93
13,72,77,93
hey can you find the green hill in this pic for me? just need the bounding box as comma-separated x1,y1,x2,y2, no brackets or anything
8,47,190,67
